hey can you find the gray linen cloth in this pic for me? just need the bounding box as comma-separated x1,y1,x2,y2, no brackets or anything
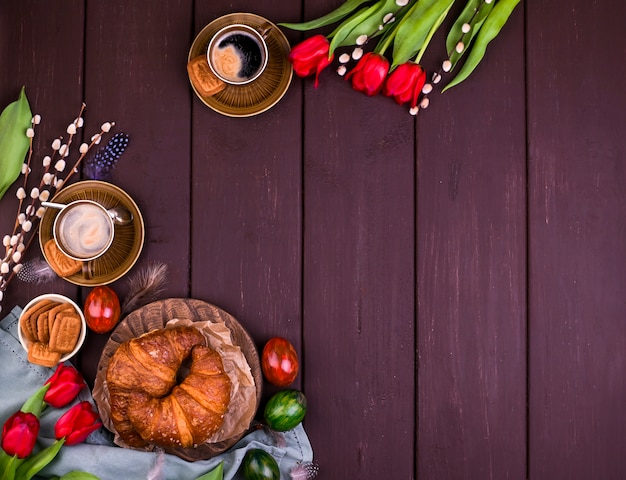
1,306,312,479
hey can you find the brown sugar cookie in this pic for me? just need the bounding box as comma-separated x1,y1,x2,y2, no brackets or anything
48,303,75,331
187,55,227,97
20,299,57,342
49,314,81,354
36,312,51,343
28,342,62,368
44,239,82,277
28,312,43,342
20,314,37,343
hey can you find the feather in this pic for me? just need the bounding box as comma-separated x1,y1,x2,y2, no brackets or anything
146,448,166,480
121,262,168,316
270,429,287,448
290,462,320,480
82,132,130,181
17,257,58,284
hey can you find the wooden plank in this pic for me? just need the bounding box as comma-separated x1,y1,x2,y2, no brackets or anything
527,0,626,477
189,3,304,375
0,0,84,316
416,5,527,479
302,52,416,479
79,0,193,383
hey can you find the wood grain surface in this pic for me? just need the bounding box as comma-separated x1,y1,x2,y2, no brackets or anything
0,1,624,478
527,1,626,478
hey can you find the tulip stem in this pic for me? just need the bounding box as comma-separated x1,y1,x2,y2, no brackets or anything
414,2,454,64
376,27,396,57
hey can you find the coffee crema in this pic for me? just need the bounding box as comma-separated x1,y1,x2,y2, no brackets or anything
211,31,264,83
56,203,113,260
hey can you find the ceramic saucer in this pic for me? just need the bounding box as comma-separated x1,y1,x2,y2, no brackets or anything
188,12,293,117
39,181,145,286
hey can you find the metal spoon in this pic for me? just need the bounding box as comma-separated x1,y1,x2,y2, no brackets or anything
41,201,134,226
106,205,134,226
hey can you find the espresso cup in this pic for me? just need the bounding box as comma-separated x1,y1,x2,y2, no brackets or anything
52,200,115,262
207,23,270,85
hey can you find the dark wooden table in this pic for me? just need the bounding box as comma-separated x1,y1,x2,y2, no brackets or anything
1,1,625,479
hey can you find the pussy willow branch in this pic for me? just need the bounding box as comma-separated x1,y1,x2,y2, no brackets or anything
0,107,114,299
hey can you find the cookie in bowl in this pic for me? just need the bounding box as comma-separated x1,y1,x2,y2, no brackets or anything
18,294,86,367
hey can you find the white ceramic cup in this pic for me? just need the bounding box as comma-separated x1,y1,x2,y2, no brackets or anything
207,23,270,85
52,199,115,262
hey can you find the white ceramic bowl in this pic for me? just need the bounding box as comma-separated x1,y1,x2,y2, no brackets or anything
18,293,86,365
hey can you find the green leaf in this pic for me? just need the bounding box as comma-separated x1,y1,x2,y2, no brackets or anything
0,450,11,474
0,87,32,200
15,439,65,480
374,4,412,59
0,450,19,480
20,384,50,418
414,0,455,64
391,0,455,69
58,471,100,480
328,0,404,54
328,4,378,54
446,0,481,53
446,0,494,70
279,0,374,31
442,0,521,92
195,461,224,480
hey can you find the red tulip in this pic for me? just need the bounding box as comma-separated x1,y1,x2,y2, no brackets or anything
54,401,101,446
382,62,426,108
345,52,390,96
1,411,40,458
288,34,334,87
44,365,85,408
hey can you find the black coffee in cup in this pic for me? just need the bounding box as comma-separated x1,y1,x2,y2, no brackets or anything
208,24,269,85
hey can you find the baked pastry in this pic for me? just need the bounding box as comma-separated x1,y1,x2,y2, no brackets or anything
106,326,232,449
187,55,227,97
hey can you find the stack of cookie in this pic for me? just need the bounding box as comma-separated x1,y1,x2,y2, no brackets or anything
20,299,83,367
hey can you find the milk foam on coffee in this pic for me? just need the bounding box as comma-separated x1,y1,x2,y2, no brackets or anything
211,31,263,83
57,203,112,259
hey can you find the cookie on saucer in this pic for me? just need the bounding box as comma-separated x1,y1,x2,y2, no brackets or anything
44,239,82,277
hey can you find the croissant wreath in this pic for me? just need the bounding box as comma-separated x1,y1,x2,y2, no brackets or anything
106,325,232,449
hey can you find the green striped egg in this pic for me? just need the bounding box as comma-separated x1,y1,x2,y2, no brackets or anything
242,449,280,480
263,389,307,432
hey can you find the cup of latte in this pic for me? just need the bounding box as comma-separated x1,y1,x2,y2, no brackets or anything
52,200,115,262
207,23,270,86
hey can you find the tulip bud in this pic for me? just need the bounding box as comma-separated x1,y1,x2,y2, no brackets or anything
1,411,40,458
382,62,427,108
346,52,390,97
287,35,334,88
55,401,102,445
44,365,86,408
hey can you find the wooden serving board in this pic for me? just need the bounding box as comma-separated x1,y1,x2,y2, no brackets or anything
94,298,262,460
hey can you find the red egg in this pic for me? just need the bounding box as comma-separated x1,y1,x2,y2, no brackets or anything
261,337,299,387
84,286,121,334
